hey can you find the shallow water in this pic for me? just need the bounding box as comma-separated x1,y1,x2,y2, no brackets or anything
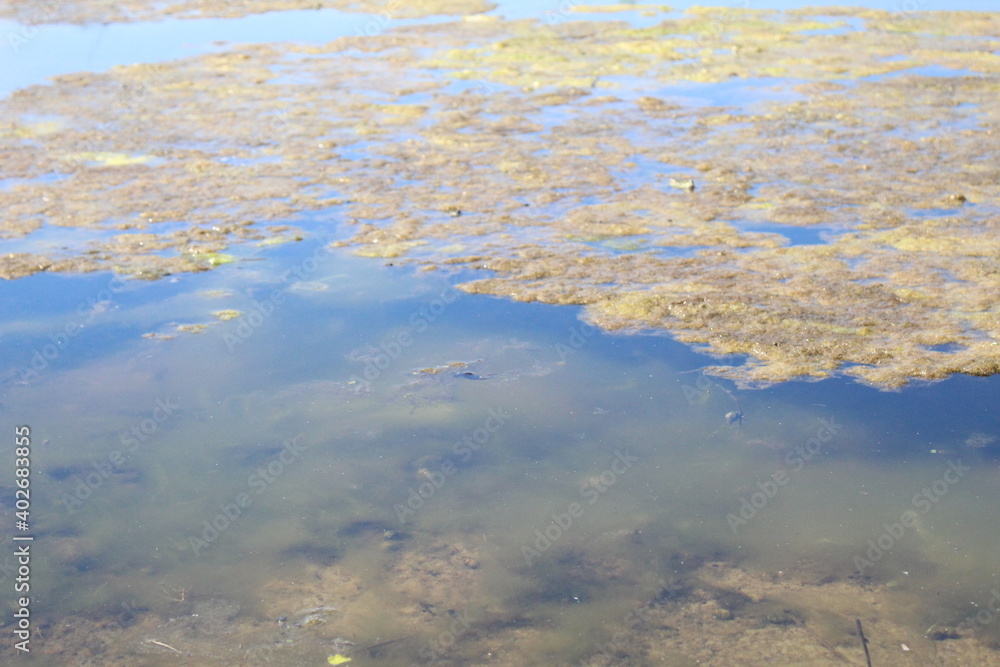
3,0,998,95
2,1,1000,665
2,242,999,664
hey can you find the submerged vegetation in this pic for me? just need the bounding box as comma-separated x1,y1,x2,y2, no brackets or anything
2,6,1000,659
1,7,999,390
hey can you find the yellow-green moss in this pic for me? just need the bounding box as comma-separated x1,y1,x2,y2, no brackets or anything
2,8,999,389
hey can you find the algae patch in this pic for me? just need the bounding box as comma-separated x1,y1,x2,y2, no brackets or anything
1,9,999,389
213,309,242,321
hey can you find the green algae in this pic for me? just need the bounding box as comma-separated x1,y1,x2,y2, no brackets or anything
68,151,154,167
192,253,237,268
175,323,210,333
1,8,999,389
352,240,428,258
212,309,242,321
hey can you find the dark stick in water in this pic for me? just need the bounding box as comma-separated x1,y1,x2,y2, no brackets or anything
361,636,410,655
856,619,873,667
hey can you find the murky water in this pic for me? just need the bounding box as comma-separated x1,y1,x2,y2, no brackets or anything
3,1,1000,665
2,242,999,664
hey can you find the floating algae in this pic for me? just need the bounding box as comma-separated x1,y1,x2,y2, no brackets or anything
1,9,999,388
212,309,242,321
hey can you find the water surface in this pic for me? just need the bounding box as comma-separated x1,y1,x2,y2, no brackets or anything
1,242,999,664
2,1,1000,665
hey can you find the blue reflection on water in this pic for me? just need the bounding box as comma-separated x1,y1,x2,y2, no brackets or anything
2,0,996,97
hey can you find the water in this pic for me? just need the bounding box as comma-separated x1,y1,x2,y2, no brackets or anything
3,0,998,95
2,242,999,663
2,1,1000,665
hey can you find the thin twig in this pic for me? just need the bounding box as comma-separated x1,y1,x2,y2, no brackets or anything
361,636,410,654
147,639,182,654
856,619,873,667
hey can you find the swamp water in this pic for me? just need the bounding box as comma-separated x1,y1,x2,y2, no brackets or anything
1,248,998,665
1,0,1000,665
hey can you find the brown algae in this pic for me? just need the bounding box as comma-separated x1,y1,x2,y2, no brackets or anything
1,9,999,388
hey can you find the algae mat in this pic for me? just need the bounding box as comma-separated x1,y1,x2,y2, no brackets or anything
2,8,999,389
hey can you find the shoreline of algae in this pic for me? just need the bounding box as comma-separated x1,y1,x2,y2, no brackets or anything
2,8,999,389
